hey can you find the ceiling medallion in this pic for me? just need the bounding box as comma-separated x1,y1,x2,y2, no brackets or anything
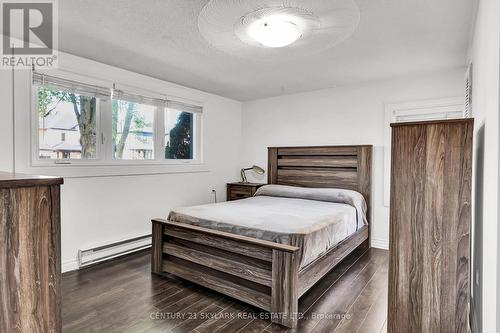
198,0,360,59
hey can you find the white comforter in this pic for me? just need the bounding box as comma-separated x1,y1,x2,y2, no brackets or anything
168,185,366,268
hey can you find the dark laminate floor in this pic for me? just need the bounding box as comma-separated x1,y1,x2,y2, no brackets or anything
62,247,388,333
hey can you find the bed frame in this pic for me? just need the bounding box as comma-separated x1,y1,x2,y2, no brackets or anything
151,145,372,328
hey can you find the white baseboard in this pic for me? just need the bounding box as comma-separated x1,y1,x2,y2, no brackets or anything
371,238,389,250
62,258,79,273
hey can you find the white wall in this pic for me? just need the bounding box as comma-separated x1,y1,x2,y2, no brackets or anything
0,69,13,172
0,53,243,272
468,0,500,331
240,69,465,249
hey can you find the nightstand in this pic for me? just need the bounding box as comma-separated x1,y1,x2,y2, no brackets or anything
226,182,265,201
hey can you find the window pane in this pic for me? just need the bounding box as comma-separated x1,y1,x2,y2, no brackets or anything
112,99,155,160
38,87,97,159
164,109,194,159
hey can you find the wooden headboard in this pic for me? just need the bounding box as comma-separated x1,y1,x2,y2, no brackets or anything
268,145,372,220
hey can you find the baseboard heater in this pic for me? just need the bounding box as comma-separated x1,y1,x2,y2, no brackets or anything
77,234,151,268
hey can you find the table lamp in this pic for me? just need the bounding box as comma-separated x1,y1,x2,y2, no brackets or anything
240,165,265,183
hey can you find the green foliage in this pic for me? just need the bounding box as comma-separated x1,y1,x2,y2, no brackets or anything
38,87,74,117
165,112,193,159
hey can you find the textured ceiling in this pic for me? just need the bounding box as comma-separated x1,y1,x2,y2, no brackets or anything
59,0,477,101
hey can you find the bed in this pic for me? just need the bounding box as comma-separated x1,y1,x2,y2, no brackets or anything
151,145,372,328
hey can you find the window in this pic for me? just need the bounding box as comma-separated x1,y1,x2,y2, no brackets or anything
164,109,194,159
32,71,203,170
112,99,155,160
37,86,98,160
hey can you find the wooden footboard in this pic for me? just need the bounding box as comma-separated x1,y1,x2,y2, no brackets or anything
152,218,300,327
151,218,368,328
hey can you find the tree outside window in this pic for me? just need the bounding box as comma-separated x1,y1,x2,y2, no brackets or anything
38,87,97,159
164,110,194,159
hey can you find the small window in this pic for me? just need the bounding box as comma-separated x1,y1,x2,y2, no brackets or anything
112,99,155,160
37,86,98,160
164,108,194,160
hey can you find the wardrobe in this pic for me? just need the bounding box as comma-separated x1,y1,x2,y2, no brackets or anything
388,119,473,333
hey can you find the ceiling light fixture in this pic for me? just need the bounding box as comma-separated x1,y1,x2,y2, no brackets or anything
247,16,302,47
198,0,360,58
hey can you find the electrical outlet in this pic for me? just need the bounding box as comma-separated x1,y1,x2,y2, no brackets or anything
211,186,217,203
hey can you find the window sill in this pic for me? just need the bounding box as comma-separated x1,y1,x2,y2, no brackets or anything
15,163,210,179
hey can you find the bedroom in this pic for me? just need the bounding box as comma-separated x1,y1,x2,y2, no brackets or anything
0,0,498,332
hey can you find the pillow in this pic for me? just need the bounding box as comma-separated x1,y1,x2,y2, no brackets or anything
254,184,368,227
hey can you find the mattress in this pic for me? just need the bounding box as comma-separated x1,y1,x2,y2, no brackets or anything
168,185,367,269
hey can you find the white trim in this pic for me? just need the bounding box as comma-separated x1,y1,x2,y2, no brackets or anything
62,258,79,273
371,238,389,250
383,97,465,206
15,163,210,178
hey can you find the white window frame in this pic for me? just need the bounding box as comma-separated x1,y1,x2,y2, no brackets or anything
383,97,465,206
23,69,206,177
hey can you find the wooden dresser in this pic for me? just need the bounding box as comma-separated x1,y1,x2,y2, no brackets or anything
0,172,63,333
226,182,265,201
388,119,473,333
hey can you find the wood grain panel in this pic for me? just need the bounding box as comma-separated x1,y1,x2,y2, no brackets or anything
162,257,271,311
441,121,472,333
0,184,62,333
277,156,358,168
161,224,273,262
275,179,358,190
163,241,272,286
48,185,62,333
277,168,358,181
271,250,299,328
156,219,299,262
151,221,163,274
276,146,359,156
298,226,369,296
268,148,278,184
161,220,299,252
422,124,445,333
388,119,472,333
168,237,271,271
277,169,358,189
388,124,427,332
356,146,372,210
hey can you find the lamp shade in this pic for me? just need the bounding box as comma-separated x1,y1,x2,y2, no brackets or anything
241,165,265,182
251,165,265,174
